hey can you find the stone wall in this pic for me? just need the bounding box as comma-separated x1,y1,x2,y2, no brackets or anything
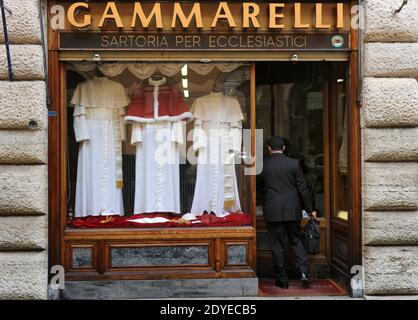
0,0,48,299
362,0,418,297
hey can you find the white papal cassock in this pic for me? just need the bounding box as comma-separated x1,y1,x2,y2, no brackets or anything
124,78,192,214
191,92,244,217
71,76,130,217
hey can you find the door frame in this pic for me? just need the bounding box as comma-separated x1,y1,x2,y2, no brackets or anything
253,57,361,290
327,21,361,292
347,22,362,290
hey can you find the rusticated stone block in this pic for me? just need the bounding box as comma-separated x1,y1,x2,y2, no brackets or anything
0,81,47,130
362,78,418,128
0,130,47,164
364,43,418,78
363,128,418,162
364,211,418,245
0,45,44,80
0,215,47,250
0,251,47,299
0,0,41,44
364,0,418,43
0,165,47,215
364,246,418,295
363,162,418,211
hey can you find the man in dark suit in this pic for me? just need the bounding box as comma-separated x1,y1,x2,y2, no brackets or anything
261,136,317,288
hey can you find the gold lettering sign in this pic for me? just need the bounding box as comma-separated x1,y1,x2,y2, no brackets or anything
243,3,261,29
67,2,91,28
269,3,284,29
131,3,163,29
337,3,344,29
64,2,346,31
171,3,203,29
211,2,237,28
315,4,330,29
98,2,123,28
294,3,310,28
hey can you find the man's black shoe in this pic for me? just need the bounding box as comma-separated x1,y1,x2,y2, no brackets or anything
301,273,311,288
274,280,289,289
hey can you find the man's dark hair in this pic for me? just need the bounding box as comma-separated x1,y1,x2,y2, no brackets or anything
267,136,285,151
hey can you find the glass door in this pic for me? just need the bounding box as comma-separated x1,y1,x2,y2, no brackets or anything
329,62,351,287
255,62,329,278
255,61,353,287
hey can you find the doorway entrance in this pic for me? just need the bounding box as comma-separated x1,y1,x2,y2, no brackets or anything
255,61,355,293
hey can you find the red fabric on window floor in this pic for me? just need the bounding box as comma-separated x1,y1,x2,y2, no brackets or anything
70,212,252,229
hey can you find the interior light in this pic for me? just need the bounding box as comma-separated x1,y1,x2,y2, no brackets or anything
93,53,101,61
184,90,189,98
337,78,344,83
182,78,188,88
200,58,212,63
290,53,300,62
181,64,188,77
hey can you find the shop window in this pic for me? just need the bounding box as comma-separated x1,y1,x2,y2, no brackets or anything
65,62,252,229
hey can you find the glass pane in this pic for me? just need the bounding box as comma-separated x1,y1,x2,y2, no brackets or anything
256,62,325,217
72,247,92,268
111,246,209,267
334,68,348,220
227,245,247,265
65,62,252,228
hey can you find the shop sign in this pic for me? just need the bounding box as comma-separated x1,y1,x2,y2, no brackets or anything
60,32,348,51
55,2,350,51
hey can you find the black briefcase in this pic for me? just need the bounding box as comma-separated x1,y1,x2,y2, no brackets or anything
302,219,321,255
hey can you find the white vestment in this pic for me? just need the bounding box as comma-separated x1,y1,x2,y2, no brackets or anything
125,78,192,214
131,121,185,214
191,92,244,217
71,76,130,217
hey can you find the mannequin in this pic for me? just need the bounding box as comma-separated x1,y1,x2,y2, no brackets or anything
71,72,130,217
190,86,244,217
212,73,227,93
149,74,166,84
124,74,192,215
95,66,106,78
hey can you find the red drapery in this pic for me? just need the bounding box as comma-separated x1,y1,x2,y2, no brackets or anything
70,212,252,229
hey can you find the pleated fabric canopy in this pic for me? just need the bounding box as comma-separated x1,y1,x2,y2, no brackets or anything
71,62,243,79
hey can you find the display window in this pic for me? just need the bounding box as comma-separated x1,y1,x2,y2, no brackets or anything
46,0,360,288
65,62,253,229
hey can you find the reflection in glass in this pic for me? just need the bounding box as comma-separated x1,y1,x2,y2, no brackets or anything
335,74,348,220
256,62,325,217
